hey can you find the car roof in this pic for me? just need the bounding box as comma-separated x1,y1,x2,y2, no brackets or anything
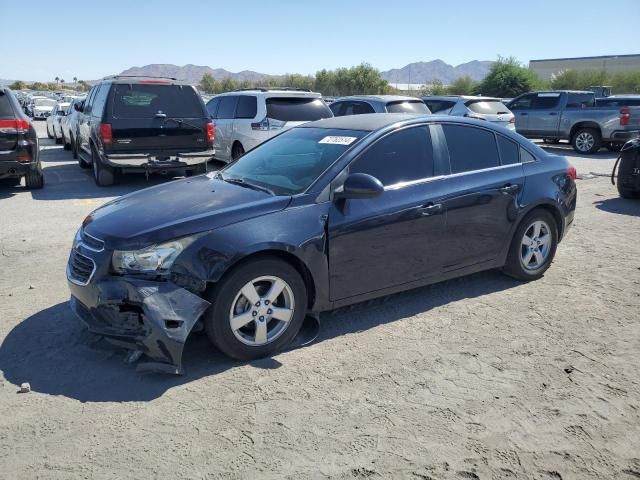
333,95,423,104
214,89,322,98
422,95,501,101
99,76,192,86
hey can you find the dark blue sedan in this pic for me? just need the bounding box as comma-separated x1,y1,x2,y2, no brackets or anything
67,114,577,372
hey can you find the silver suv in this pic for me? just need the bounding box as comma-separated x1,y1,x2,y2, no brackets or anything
422,95,515,131
206,88,333,162
329,95,431,116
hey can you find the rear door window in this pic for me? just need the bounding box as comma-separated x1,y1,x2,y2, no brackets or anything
566,93,595,108
350,126,434,186
111,84,204,119
386,100,430,114
266,97,332,121
532,93,561,110
0,92,14,118
442,124,500,173
466,100,511,114
235,96,258,119
215,96,238,119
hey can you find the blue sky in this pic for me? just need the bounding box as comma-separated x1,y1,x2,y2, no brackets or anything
2,0,638,81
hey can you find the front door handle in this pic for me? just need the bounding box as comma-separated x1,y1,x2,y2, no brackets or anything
418,203,443,216
498,184,520,194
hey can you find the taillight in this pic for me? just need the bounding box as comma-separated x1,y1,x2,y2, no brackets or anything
99,123,112,145
0,118,30,133
567,165,577,181
17,155,32,163
205,121,215,146
510,117,516,124
620,108,630,126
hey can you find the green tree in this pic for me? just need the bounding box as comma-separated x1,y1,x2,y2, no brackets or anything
550,69,608,91
313,63,388,96
448,75,476,95
419,80,448,96
475,56,545,97
198,73,218,93
77,80,91,92
54,76,60,85
611,71,640,94
29,82,48,90
9,80,27,90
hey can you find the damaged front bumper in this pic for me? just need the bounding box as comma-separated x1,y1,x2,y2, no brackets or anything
68,278,210,374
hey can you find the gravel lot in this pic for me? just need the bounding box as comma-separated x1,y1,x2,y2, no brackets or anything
0,122,639,480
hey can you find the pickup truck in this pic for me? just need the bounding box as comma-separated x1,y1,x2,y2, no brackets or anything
508,90,640,154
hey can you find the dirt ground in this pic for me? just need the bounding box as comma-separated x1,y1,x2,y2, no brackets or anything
0,123,639,480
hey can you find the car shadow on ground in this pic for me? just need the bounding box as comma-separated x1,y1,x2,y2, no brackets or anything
594,197,640,216
0,270,521,403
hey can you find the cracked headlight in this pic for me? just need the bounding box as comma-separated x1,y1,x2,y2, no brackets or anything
112,236,200,274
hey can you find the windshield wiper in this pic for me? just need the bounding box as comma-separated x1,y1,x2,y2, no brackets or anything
221,175,276,196
155,113,202,130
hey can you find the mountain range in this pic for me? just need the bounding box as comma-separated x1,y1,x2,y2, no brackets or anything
116,60,494,86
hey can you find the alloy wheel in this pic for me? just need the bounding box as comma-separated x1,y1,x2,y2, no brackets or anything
229,275,295,346
520,220,552,270
575,132,594,152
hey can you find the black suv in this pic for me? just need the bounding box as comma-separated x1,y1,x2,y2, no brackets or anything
74,76,214,186
0,87,43,189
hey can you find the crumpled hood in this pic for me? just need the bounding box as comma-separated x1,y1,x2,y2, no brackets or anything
84,174,291,250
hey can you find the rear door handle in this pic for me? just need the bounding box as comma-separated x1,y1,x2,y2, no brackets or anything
418,203,443,216
498,184,520,194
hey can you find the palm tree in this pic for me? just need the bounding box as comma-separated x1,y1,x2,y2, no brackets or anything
60,79,65,85
73,76,77,84
54,76,60,84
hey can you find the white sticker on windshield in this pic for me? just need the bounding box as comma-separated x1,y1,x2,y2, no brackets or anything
538,93,561,97
319,136,357,146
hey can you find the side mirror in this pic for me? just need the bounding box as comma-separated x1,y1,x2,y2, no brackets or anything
74,103,83,112
335,173,384,200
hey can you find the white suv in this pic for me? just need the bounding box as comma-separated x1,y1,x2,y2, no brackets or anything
206,88,333,162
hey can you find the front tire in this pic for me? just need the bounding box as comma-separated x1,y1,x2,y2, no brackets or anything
572,128,601,154
46,124,53,139
503,210,558,281
204,258,307,361
62,132,71,150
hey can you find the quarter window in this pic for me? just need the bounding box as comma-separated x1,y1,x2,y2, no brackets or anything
91,85,109,118
497,135,520,165
350,126,434,186
206,97,220,118
442,124,499,173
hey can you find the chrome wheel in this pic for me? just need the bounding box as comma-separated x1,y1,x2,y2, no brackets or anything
520,220,552,270
575,132,594,152
229,275,295,346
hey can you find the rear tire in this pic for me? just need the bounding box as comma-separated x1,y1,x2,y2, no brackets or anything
46,124,53,139
24,170,44,189
62,132,71,150
503,209,558,281
204,258,307,361
92,148,115,186
231,143,245,161
71,133,79,159
572,128,601,154
617,182,638,199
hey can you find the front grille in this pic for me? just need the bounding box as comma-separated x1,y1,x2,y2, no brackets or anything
81,230,105,252
68,250,96,285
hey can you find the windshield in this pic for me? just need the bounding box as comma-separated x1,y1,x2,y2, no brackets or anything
265,97,333,122
222,127,366,195
34,98,56,107
111,84,204,119
386,100,431,114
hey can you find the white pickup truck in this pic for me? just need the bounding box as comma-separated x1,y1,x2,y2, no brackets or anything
507,90,640,154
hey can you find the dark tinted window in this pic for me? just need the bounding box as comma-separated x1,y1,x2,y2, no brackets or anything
566,93,595,108
532,94,561,109
351,126,433,186
443,124,499,173
223,128,365,195
386,100,431,114
206,97,220,118
497,135,519,165
111,84,204,119
84,87,98,114
235,96,258,119
340,101,375,116
508,94,535,110
467,100,510,114
266,97,332,121
595,97,640,107
329,101,347,116
423,99,456,113
215,96,238,119
0,92,14,118
91,85,109,118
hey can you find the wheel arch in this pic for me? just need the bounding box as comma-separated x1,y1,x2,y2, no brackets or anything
569,121,601,140
209,248,317,310
518,201,565,242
